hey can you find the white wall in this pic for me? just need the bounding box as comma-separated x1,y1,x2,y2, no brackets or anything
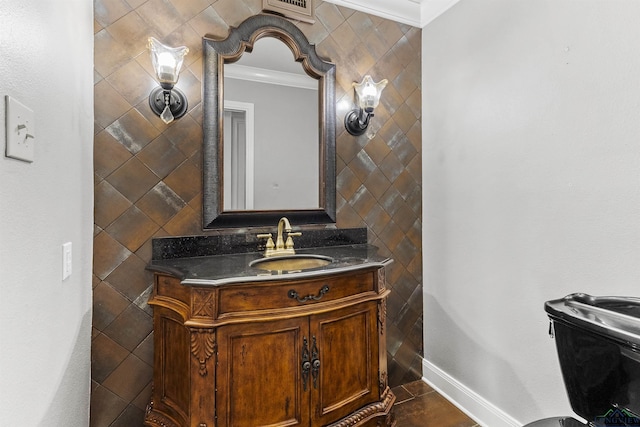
422,0,640,425
224,77,319,210
0,1,94,426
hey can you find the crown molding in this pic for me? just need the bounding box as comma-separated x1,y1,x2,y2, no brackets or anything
420,0,461,26
325,0,421,27
225,64,318,90
323,0,460,28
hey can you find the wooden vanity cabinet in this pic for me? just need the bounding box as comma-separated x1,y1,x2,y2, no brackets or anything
144,267,396,427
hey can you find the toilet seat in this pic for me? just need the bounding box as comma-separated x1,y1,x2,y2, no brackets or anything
523,416,587,427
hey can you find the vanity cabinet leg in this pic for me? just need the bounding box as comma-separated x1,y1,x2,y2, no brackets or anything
144,394,180,427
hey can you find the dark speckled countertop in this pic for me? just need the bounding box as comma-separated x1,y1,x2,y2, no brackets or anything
148,228,392,286
148,244,391,286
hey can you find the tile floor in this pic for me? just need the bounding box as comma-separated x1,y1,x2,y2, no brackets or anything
391,380,479,427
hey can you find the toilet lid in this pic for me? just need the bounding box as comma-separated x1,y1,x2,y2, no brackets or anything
523,416,587,427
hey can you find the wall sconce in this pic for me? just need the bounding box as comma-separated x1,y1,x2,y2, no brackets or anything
344,75,387,137
147,37,189,124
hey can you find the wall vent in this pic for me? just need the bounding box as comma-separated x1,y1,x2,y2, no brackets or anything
263,0,315,24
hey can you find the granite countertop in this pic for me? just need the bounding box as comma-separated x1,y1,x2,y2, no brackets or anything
147,244,391,287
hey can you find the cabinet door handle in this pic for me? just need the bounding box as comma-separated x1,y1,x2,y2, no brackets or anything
301,337,311,391
288,285,330,303
311,336,320,389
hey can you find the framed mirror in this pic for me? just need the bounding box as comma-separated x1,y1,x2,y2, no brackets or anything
202,14,336,229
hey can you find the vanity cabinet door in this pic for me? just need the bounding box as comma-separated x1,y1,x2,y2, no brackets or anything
310,301,380,427
215,317,310,427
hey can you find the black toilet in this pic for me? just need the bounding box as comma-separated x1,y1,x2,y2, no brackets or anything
524,293,640,427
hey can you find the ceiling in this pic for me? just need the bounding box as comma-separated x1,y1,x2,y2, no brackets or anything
324,0,460,28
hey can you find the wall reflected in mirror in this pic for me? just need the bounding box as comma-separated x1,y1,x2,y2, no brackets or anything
223,37,319,211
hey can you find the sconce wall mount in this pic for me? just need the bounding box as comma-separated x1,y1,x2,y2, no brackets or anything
344,107,372,136
148,86,188,123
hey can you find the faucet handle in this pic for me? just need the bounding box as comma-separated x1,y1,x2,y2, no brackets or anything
285,231,302,250
257,233,275,256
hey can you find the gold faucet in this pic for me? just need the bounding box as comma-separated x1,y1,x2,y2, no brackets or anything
257,217,302,257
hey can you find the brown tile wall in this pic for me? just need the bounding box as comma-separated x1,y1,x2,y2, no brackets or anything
92,0,422,425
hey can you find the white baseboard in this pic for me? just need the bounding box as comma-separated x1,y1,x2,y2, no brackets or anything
421,358,522,427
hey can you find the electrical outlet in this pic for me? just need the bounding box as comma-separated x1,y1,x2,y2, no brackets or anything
62,242,72,280
5,95,35,163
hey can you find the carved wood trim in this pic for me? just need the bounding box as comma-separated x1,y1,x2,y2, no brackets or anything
379,370,388,391
326,387,396,427
378,299,386,335
377,268,386,292
381,410,396,427
190,329,216,377
144,398,179,427
191,289,215,317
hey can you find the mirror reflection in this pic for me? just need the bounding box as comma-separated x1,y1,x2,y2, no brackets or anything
223,38,319,210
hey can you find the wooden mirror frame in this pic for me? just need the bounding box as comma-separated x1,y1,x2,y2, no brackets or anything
202,14,336,229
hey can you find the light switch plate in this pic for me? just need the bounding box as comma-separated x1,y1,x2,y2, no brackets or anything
62,242,72,280
5,95,35,163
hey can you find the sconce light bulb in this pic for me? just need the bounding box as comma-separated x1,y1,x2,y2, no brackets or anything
156,52,180,84
148,37,189,85
362,82,377,98
353,75,388,111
